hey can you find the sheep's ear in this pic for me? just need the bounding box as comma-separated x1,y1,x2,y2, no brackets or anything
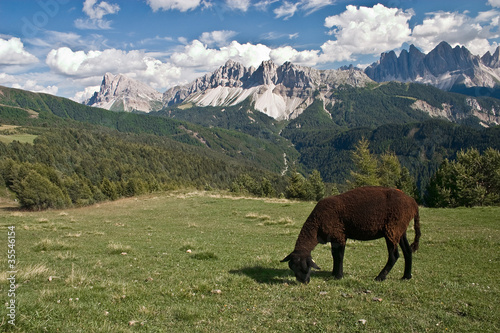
308,257,321,270
281,253,292,262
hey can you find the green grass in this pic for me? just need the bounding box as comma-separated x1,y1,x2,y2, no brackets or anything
0,192,499,332
0,125,37,144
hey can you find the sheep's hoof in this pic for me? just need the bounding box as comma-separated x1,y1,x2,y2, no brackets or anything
401,275,412,280
375,275,386,282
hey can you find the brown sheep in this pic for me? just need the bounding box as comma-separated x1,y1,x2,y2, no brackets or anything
282,186,420,284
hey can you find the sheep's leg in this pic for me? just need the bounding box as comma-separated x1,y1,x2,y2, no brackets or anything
331,243,345,279
399,232,412,280
375,237,399,281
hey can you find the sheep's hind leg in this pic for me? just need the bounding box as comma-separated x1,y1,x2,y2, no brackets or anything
375,237,399,281
399,233,412,280
331,243,345,279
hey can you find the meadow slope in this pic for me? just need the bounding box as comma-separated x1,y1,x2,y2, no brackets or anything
0,192,498,332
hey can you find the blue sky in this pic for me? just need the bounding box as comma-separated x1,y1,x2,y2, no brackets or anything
1,0,499,101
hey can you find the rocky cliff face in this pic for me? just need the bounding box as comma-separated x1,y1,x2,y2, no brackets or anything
365,41,500,92
163,60,373,119
85,73,162,112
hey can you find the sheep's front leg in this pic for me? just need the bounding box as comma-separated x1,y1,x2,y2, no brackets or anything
331,243,345,279
375,237,399,281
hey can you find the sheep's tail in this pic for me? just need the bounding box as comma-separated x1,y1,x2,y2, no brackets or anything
410,209,421,253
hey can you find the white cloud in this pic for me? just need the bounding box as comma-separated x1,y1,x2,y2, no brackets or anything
0,73,17,84
321,4,413,61
147,0,202,12
226,0,251,12
46,47,145,77
255,0,278,11
139,57,182,90
76,0,120,30
301,0,334,14
45,47,181,91
83,0,120,19
274,0,333,19
12,80,58,95
488,0,500,8
270,46,319,67
170,38,323,70
74,18,113,30
73,85,100,102
170,40,272,69
0,37,39,65
199,30,238,47
412,10,500,54
274,1,300,19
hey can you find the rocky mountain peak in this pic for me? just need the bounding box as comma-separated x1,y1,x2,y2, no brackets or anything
85,72,162,112
482,46,500,68
365,41,500,93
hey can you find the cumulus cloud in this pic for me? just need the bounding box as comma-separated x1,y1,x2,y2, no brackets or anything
270,46,319,67
0,37,39,65
83,0,120,19
169,38,323,70
147,0,203,12
170,40,271,68
46,47,143,76
199,30,238,47
73,85,100,102
0,73,17,84
45,47,181,91
12,80,58,95
322,4,413,62
226,0,251,12
76,0,120,29
488,0,500,8
319,4,499,60
412,10,500,54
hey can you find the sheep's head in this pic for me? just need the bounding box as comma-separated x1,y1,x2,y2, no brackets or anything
281,252,320,284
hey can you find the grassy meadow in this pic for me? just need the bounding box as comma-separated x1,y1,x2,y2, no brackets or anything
0,191,499,332
0,125,37,145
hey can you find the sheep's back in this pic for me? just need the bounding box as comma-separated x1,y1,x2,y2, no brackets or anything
316,187,417,242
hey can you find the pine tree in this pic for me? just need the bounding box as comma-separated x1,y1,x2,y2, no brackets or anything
378,151,401,188
426,148,500,207
308,170,325,201
349,138,380,188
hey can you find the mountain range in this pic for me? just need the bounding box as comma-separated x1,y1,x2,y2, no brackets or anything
365,41,500,96
86,60,371,119
84,41,500,127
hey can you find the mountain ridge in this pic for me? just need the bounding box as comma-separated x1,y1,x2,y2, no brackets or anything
83,41,500,125
365,41,500,95
162,59,372,119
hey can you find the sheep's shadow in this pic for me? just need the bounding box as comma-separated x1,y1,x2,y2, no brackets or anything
229,266,295,285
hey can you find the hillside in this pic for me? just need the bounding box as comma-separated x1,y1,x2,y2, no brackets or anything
0,85,299,209
0,85,297,174
1,84,500,207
